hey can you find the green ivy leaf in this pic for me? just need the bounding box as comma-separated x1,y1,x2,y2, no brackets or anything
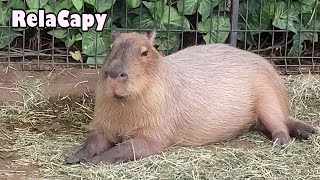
7,0,24,23
70,50,82,61
12,28,26,32
82,29,111,56
263,1,275,20
131,12,155,29
288,35,304,57
143,1,166,21
176,0,198,15
238,0,272,34
303,13,320,30
52,0,73,15
84,0,116,13
0,28,22,48
0,6,9,26
8,0,24,9
155,32,181,51
86,56,106,66
26,0,49,9
160,6,190,30
66,33,82,48
198,0,220,21
288,29,318,57
197,16,231,43
298,0,315,6
236,22,256,45
272,1,300,34
47,29,68,39
176,0,220,21
26,9,38,14
126,0,141,8
72,0,84,11
291,1,312,14
44,4,53,13
142,1,191,30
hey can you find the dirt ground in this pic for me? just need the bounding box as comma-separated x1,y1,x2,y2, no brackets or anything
0,66,100,104
0,65,100,179
0,129,39,180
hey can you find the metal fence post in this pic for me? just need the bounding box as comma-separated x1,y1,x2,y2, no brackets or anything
230,0,240,46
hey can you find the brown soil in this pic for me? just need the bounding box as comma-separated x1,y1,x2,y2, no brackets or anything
0,124,41,180
0,65,100,104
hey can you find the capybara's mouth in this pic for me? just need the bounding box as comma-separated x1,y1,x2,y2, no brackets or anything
113,94,126,100
110,87,128,100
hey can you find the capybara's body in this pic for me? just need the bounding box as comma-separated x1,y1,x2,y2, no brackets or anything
66,31,316,165
92,43,287,146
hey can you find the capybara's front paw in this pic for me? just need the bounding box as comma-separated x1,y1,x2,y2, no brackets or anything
64,132,112,165
65,147,93,164
86,152,123,165
272,131,290,147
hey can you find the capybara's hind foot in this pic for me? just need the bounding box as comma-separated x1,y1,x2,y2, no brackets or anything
272,131,290,146
287,117,317,140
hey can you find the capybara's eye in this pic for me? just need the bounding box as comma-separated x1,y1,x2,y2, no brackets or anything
141,50,148,57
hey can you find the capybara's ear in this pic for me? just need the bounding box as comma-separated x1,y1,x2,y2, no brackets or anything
111,30,121,42
147,28,157,45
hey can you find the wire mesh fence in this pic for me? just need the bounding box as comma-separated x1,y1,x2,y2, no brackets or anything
0,0,319,74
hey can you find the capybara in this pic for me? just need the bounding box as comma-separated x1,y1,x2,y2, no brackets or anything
65,30,316,165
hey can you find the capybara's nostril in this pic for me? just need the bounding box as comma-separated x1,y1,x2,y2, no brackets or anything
119,73,128,80
106,68,128,81
105,69,109,76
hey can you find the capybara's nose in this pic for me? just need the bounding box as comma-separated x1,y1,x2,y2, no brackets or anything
105,69,128,81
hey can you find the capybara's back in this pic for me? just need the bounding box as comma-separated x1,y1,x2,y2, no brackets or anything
65,31,316,165
160,43,290,146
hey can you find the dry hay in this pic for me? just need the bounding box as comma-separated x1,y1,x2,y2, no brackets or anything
0,74,320,180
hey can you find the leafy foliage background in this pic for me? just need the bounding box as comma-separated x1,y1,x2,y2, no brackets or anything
0,0,319,66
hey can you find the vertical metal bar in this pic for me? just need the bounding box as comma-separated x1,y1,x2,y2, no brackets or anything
139,0,142,32
244,0,249,50
257,0,262,55
167,0,172,55
80,0,84,69
125,0,128,32
36,0,41,70
271,0,276,67
110,0,114,62
284,0,290,74
230,0,239,46
51,0,55,69
22,0,26,70
7,1,13,67
311,0,318,72
298,1,303,71
94,0,98,68
180,0,185,50
66,1,70,68
216,0,221,43
208,0,214,44
195,0,200,45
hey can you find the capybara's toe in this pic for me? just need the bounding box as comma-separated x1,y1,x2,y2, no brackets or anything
272,131,289,147
64,156,79,165
64,149,91,164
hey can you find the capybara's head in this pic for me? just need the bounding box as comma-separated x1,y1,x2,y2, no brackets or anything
101,30,162,100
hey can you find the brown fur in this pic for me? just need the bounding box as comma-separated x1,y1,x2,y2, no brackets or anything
65,31,317,165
